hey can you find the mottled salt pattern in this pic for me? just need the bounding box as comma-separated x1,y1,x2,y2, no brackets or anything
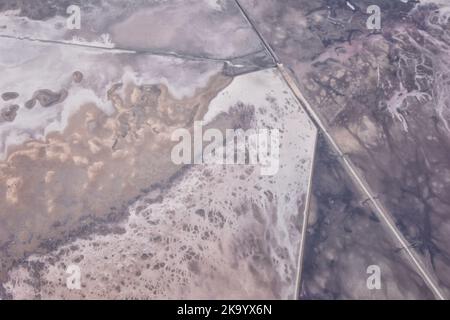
3,69,317,299
0,37,222,159
237,0,450,298
386,4,450,133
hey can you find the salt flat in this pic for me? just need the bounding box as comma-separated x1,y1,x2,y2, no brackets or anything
2,69,317,299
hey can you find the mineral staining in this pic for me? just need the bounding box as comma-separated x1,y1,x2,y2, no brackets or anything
0,37,230,286
2,69,317,299
238,0,450,298
2,0,449,301
72,71,83,84
0,1,316,299
0,104,19,122
301,136,435,299
1,92,19,101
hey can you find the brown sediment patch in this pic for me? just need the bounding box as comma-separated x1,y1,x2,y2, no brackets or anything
24,99,36,110
33,89,68,108
21,88,67,111
1,68,319,299
0,104,19,122
1,92,19,101
0,72,232,282
72,71,83,84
